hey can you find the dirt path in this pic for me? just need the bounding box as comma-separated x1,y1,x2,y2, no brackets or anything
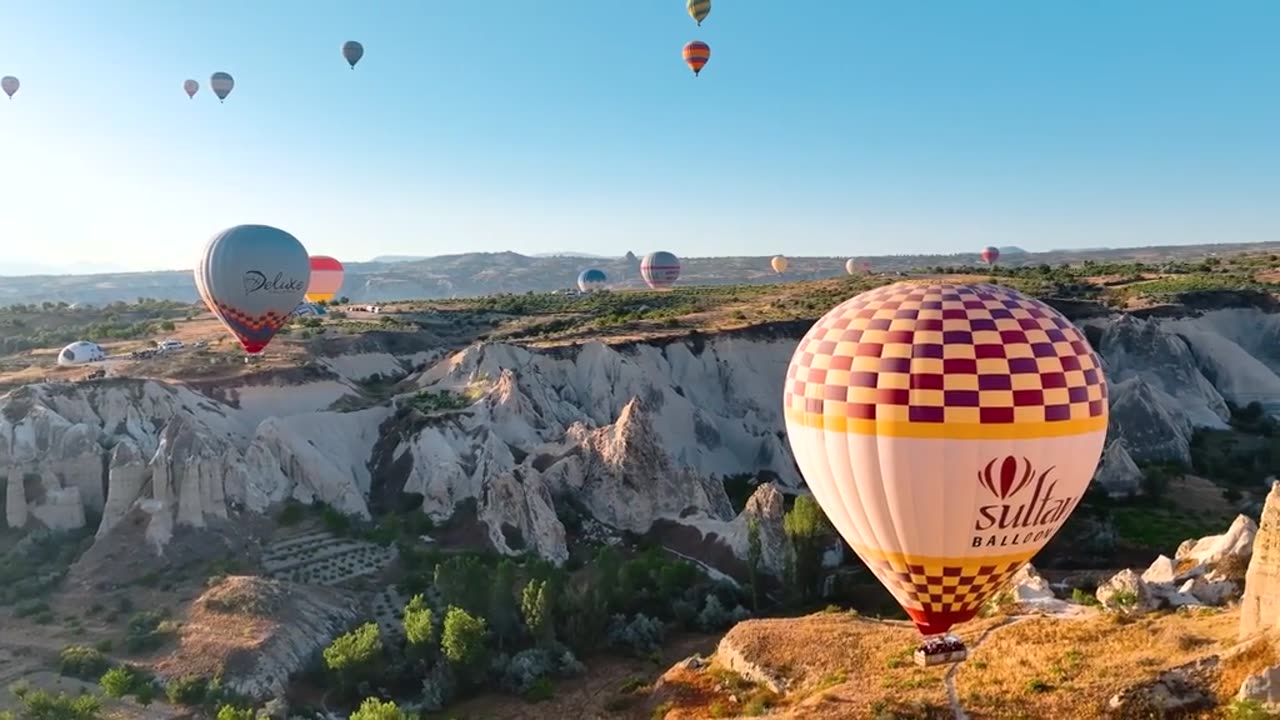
945,617,1024,719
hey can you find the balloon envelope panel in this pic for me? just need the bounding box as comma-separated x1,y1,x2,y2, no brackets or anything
306,256,345,302
783,282,1108,636
577,268,607,292
195,225,310,354
641,251,681,288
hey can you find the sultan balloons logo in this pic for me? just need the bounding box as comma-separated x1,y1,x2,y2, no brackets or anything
783,281,1108,643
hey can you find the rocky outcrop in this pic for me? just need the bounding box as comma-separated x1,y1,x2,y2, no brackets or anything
1106,656,1219,718
1094,441,1144,497
156,576,360,700
1241,483,1280,639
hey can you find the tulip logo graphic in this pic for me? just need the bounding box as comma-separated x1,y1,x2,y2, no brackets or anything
978,456,1037,500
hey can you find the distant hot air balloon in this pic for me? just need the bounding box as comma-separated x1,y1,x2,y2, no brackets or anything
783,282,1107,659
342,41,364,69
2,76,19,100
210,72,234,103
845,259,871,275
641,251,681,289
195,225,310,354
306,256,346,303
183,79,199,99
687,0,711,25
981,246,1000,266
683,41,711,77
577,268,608,293
771,256,789,274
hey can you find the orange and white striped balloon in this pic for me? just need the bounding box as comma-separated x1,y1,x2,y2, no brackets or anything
305,256,345,303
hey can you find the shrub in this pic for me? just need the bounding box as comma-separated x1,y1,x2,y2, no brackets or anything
98,667,137,698
216,706,255,720
164,675,208,705
323,622,383,675
696,595,731,631
348,698,408,720
606,614,665,657
58,645,111,679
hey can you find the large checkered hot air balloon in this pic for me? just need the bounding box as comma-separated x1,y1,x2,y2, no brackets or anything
195,225,310,354
783,282,1107,665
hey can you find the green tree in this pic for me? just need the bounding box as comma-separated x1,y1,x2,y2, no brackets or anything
3,686,101,720
433,556,488,615
521,579,553,647
441,606,488,675
747,516,763,612
98,667,136,698
323,622,383,686
403,594,436,654
783,495,832,603
488,560,520,650
349,698,408,720
215,706,255,720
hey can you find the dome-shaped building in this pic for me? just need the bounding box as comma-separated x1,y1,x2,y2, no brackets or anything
57,341,106,366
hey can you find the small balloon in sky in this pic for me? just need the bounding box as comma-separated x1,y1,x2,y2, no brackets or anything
2,76,19,100
210,72,235,103
687,0,711,26
342,41,364,69
683,41,710,77
183,79,199,99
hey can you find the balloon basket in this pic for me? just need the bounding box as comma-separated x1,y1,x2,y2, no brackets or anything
914,636,968,667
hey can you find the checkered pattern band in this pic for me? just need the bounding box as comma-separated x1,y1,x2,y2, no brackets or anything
858,548,1027,635
784,282,1108,439
213,302,289,353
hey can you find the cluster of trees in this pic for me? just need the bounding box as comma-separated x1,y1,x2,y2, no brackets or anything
0,298,192,354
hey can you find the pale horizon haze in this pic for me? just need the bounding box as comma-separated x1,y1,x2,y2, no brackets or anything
1,1,1277,272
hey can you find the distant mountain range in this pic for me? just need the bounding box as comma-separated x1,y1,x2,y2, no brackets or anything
1,241,1277,307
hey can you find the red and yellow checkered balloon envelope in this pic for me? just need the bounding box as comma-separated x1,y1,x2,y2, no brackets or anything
195,225,310,355
783,282,1108,636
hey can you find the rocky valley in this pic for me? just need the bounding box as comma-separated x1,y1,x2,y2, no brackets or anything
8,265,1280,719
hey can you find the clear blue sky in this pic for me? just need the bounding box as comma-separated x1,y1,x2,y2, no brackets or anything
0,0,1277,272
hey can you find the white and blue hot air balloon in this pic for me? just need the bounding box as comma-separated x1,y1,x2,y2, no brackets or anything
577,268,608,293
195,224,310,354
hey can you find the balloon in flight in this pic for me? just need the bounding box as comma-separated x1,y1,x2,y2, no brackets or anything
640,251,681,289
1,76,19,99
183,79,199,99
683,41,711,77
687,0,711,26
981,246,1000,266
210,72,234,103
195,225,311,354
771,256,789,274
577,268,608,293
783,282,1108,638
305,256,346,303
342,41,364,69
845,259,870,275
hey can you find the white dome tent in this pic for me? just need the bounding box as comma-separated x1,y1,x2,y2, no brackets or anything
57,341,106,366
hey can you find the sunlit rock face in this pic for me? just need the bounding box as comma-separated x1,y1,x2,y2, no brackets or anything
4,307,1280,579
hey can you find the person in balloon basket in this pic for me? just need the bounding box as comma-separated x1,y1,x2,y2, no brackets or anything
921,635,965,656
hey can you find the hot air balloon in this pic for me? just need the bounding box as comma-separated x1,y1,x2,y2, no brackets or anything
981,246,1000,266
577,269,608,293
845,259,871,275
305,256,346,303
783,282,1107,664
641,251,681,289
183,79,199,99
683,41,710,77
771,256,789,274
687,0,711,25
2,76,19,100
342,41,364,69
195,225,310,354
210,72,234,103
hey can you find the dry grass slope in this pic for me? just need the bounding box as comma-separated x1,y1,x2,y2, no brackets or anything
651,608,1261,719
